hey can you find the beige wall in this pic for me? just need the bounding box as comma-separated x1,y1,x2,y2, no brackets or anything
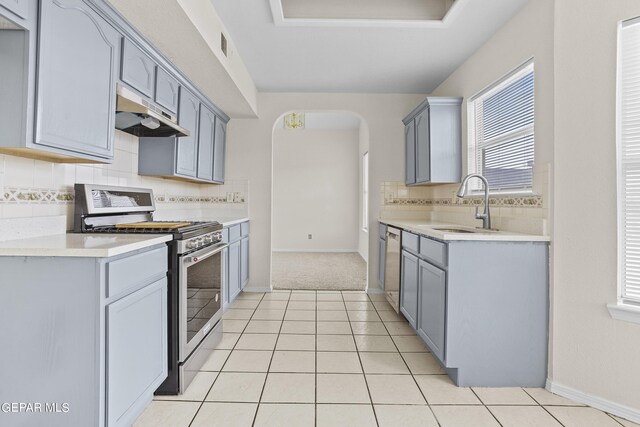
551,0,640,413
225,93,425,291
358,122,370,262
272,128,359,252
429,0,554,236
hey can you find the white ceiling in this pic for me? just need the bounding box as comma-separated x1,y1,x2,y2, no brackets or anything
208,0,529,93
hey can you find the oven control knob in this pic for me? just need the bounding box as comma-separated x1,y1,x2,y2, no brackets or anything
186,240,196,250
204,235,213,244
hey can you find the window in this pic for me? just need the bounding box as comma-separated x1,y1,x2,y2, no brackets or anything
616,17,640,311
468,62,535,193
362,152,369,231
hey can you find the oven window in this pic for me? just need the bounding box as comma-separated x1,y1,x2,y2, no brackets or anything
186,251,222,342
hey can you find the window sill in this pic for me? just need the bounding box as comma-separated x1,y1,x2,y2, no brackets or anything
607,302,640,325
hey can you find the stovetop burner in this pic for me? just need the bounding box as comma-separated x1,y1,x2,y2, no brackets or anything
89,221,216,235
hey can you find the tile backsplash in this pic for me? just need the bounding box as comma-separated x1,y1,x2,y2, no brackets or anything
379,163,551,236
0,130,248,241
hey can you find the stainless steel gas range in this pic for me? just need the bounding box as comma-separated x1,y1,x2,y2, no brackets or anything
74,184,226,394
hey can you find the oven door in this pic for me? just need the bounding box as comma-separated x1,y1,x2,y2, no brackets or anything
179,243,227,362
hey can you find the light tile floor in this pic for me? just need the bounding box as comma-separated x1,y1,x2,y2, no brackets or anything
134,290,639,427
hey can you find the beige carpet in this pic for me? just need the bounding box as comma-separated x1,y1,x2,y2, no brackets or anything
272,252,367,291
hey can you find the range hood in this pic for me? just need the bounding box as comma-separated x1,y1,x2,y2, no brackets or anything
115,84,190,138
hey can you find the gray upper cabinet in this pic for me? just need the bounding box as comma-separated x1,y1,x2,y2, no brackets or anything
0,0,27,18
176,88,199,177
197,105,216,181
121,37,155,98
404,120,416,185
155,66,180,114
34,0,120,161
414,108,431,183
403,97,462,185
213,117,226,183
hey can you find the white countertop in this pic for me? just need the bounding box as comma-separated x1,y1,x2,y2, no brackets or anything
379,219,550,242
216,217,249,227
0,233,173,258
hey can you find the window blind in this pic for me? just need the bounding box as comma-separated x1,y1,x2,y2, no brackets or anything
469,63,535,192
618,18,640,304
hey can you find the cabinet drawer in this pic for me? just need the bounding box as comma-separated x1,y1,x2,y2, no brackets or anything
379,223,387,239
241,221,249,237
228,224,241,242
402,231,419,253
106,246,167,298
419,236,446,268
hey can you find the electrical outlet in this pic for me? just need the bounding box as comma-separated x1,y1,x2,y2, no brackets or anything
308,234,312,239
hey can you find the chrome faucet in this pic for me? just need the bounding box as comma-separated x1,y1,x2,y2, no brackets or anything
456,174,492,230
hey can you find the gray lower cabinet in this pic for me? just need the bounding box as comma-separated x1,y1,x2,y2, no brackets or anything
0,0,27,18
107,278,167,427
223,221,249,306
227,240,241,302
0,244,168,427
33,0,120,161
417,259,446,362
121,37,155,98
241,236,249,289
403,97,462,185
378,237,386,287
400,250,419,328
397,229,549,387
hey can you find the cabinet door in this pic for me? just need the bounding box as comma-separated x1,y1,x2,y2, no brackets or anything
378,237,386,287
212,117,226,183
222,247,229,305
227,240,241,302
417,260,446,362
404,120,416,185
0,0,27,18
107,278,167,427
121,38,155,98
400,250,419,328
35,0,119,159
240,237,249,289
155,67,179,114
175,88,199,177
415,108,431,183
197,105,215,181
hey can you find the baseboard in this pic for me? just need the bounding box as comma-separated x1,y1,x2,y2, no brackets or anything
242,286,272,293
546,379,640,424
366,287,384,294
272,249,359,253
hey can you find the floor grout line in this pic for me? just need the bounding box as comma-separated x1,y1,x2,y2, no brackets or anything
343,291,381,427
188,292,266,427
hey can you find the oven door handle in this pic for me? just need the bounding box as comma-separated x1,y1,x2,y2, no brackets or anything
183,243,228,265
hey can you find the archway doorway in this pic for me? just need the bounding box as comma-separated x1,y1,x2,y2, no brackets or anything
270,111,370,291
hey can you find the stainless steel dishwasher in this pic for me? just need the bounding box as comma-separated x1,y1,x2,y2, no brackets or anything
384,227,401,313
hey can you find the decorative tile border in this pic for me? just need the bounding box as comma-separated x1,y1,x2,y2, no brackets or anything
1,188,74,204
385,195,543,208
0,188,247,205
